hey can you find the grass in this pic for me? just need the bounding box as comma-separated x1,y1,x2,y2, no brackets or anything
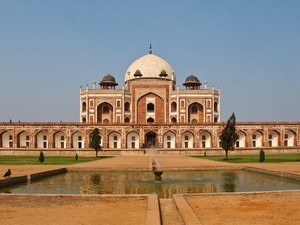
0,155,111,165
194,153,300,163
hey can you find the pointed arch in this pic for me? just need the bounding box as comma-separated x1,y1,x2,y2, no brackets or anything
284,130,296,147
171,102,177,112
126,131,140,149
268,130,280,147
35,131,48,148
199,130,212,148
137,92,164,124
17,131,30,148
145,131,158,148
97,102,113,123
82,101,87,112
236,130,246,148
124,102,130,112
171,116,177,123
72,131,85,149
188,102,204,123
108,131,121,149
0,131,13,148
252,130,263,147
181,131,194,148
163,131,176,148
53,131,67,149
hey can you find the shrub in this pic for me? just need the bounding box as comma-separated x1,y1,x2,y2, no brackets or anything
39,151,45,164
259,149,265,163
75,153,78,161
204,151,207,157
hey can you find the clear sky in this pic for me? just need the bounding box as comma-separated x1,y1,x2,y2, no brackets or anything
0,0,299,122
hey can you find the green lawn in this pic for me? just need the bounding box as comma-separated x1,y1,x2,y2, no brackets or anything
0,155,111,165
194,153,300,163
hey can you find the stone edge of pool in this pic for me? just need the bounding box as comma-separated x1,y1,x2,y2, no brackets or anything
1,166,300,189
0,168,67,188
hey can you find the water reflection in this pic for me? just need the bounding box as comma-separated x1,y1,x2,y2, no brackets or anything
1,170,300,198
221,171,237,192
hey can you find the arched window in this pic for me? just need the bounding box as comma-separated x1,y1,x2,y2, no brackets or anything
167,135,171,141
185,135,189,141
147,103,154,111
147,117,154,123
43,135,47,140
9,135,13,140
171,117,177,123
61,135,65,141
131,136,135,141
214,102,218,112
124,102,130,112
78,136,82,141
124,117,130,123
82,117,86,123
82,102,87,112
26,135,30,140
171,102,177,112
117,101,121,108
191,106,198,114
114,135,118,141
103,106,109,114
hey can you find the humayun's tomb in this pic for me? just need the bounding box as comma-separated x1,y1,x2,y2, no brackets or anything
0,47,299,155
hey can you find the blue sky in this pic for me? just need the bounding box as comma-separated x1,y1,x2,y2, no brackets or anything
0,0,299,122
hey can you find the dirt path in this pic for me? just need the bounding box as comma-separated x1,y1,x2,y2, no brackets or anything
185,191,300,225
0,195,147,225
68,155,151,170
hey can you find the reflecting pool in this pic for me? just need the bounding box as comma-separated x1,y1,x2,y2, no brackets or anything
1,170,300,198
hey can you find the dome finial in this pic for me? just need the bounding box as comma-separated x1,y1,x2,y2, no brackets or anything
149,43,152,54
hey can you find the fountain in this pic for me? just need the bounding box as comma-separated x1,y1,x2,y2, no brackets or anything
151,156,163,181
153,168,163,181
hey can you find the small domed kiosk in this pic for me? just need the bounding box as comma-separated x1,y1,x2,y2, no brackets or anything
99,74,118,89
183,75,201,90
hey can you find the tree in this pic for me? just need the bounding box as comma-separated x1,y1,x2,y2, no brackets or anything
39,151,45,164
259,149,265,162
90,128,102,157
220,113,238,160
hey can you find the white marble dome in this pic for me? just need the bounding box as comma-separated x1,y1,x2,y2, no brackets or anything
125,53,176,83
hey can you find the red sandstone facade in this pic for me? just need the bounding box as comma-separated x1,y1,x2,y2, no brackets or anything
0,49,299,154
